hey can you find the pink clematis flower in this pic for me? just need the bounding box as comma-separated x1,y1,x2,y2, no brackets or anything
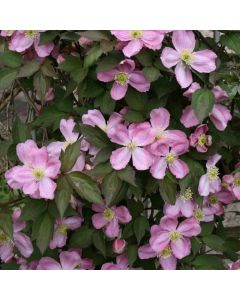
164,188,195,218
9,30,54,57
138,243,177,270
5,140,61,200
97,59,150,100
112,238,127,254
49,216,83,249
149,216,201,259
0,209,33,262
37,250,93,270
229,259,240,270
150,143,189,179
101,254,133,270
189,124,212,153
109,122,154,170
223,173,240,200
161,30,217,88
111,30,165,57
198,154,222,197
91,204,132,238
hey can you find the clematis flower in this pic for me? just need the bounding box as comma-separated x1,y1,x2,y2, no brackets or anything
0,209,33,262
97,59,150,100
37,250,93,270
109,122,154,170
138,244,177,270
161,30,217,88
223,173,240,200
9,30,54,57
164,188,195,218
149,216,201,259
101,254,132,270
150,143,189,179
198,154,222,196
49,216,83,249
229,259,240,270
189,124,212,153
82,109,123,134
111,30,165,57
91,204,132,238
5,140,61,200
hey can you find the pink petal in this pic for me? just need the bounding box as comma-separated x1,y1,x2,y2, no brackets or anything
138,244,157,259
59,250,81,269
149,231,170,253
150,157,167,179
82,109,106,129
132,147,153,170
180,105,200,128
115,206,132,224
37,257,62,270
191,49,217,73
161,47,180,68
129,122,155,146
142,31,164,49
110,82,128,100
60,119,79,142
164,199,181,218
160,255,177,270
111,30,131,41
0,243,14,262
108,124,130,145
105,218,119,238
129,71,150,92
97,68,118,82
198,174,210,196
63,216,82,230
110,147,131,170
38,177,56,199
92,213,108,229
160,216,178,231
49,232,67,249
171,237,191,259
16,140,38,165
180,200,195,218
14,232,33,258
169,158,189,179
150,108,170,131
177,218,201,237
123,39,143,57
172,30,195,52
34,41,54,57
210,104,232,131
175,62,193,88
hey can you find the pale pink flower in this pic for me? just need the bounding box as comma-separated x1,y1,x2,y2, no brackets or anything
101,254,132,270
109,122,154,170
198,154,222,196
149,216,201,259
97,59,150,100
111,30,165,57
189,124,212,153
161,30,217,88
91,204,132,238
223,173,240,200
5,140,60,200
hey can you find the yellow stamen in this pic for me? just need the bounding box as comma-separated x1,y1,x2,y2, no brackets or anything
57,224,68,235
234,177,240,187
169,230,181,242
165,153,176,165
208,194,218,205
198,134,207,146
103,208,115,221
130,30,143,39
180,49,195,65
32,168,45,181
127,141,137,151
0,230,10,245
180,187,193,201
194,208,204,223
24,30,38,39
115,72,129,85
159,246,172,259
207,166,219,181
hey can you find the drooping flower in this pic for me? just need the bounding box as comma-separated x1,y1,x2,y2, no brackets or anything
5,140,61,199
37,250,93,270
111,30,165,57
9,30,54,57
97,59,150,100
161,30,217,88
138,244,177,270
109,122,154,170
91,204,132,238
49,216,83,249
149,216,201,259
0,209,33,262
223,173,240,200
198,154,222,196
189,124,212,153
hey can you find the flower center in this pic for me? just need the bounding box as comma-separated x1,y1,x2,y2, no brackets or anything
159,246,172,259
198,134,207,146
207,166,219,181
155,130,165,140
103,208,115,221
130,30,143,39
234,177,240,187
180,187,193,201
194,208,204,222
127,141,137,151
24,30,38,39
32,168,45,181
208,194,218,205
0,230,10,245
115,72,129,85
169,230,181,242
165,153,176,165
180,49,194,65
57,224,68,235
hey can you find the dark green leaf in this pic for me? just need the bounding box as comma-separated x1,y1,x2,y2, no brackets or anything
55,176,71,217
127,244,138,266
0,213,13,238
220,32,240,55
12,116,30,143
102,171,123,205
84,46,103,68
36,212,54,254
17,60,40,77
117,165,137,187
69,226,93,248
39,31,59,45
143,66,160,82
92,230,106,257
0,68,18,90
202,235,226,252
60,140,81,172
0,51,22,68
124,110,145,123
159,176,177,204
79,124,111,149
192,255,225,270
133,216,149,244
192,88,215,122
20,199,47,221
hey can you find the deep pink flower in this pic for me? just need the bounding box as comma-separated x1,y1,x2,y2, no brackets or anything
109,122,154,170
97,59,150,100
223,173,240,200
229,259,240,270
49,216,83,249
91,204,132,238
9,30,54,57
112,238,127,254
149,216,201,259
198,154,222,196
0,209,33,262
5,140,61,200
189,124,212,153
111,30,165,57
37,250,93,270
138,243,177,270
161,30,217,88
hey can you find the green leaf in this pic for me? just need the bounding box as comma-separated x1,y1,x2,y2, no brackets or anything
220,32,240,55
79,30,111,41
20,199,47,221
84,46,103,68
159,175,177,204
17,60,40,77
12,116,30,143
0,213,13,238
192,255,225,270
55,176,71,218
41,59,56,77
117,165,137,187
79,124,111,149
192,88,215,122
100,92,116,115
202,235,226,252
126,199,144,218
143,66,160,82
33,71,48,101
125,88,147,111
92,230,106,257
96,52,123,72
60,140,81,173
67,171,103,204
124,110,145,123
127,244,138,266
133,216,149,244
94,147,112,165
86,162,112,178
0,51,22,68
39,31,59,45
200,222,215,236
36,212,54,254
0,68,18,90
136,50,154,67
102,171,123,205
69,226,93,248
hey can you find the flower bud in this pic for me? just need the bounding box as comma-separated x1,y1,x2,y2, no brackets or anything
112,238,126,254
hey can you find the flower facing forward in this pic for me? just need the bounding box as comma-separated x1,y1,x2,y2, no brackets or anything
161,30,217,88
97,59,150,100
149,216,201,259
5,140,61,199
198,154,222,197
189,124,212,153
111,30,165,57
91,204,132,238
